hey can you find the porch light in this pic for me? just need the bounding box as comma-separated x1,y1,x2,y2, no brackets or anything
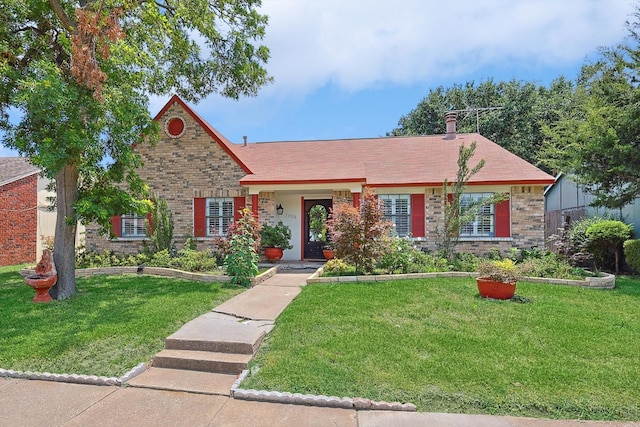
276,204,284,215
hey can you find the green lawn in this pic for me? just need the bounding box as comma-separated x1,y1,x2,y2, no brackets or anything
243,277,640,421
0,265,242,377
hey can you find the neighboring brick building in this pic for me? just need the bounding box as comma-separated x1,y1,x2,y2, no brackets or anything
0,158,40,266
86,95,555,260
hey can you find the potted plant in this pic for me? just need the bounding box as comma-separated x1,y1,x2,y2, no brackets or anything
260,221,293,261
322,243,335,260
476,258,519,299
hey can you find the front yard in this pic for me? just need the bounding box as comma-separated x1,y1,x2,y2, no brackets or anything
0,265,242,377
242,276,640,421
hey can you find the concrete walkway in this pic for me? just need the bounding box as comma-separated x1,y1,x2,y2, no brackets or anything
1,270,638,427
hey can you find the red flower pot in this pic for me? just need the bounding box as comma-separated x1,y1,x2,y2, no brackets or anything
323,249,335,260
264,247,284,262
476,278,516,300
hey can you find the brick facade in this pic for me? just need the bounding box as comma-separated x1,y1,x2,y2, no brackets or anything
85,102,248,255
420,185,546,256
0,174,37,265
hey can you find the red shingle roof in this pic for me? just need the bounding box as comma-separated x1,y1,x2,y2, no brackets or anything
157,95,554,187
231,133,554,187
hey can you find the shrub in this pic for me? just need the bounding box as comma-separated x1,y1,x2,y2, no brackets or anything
146,249,173,268
147,197,174,253
518,252,587,280
586,220,633,272
450,252,481,272
326,187,393,275
624,239,640,274
224,208,259,287
567,216,607,260
377,237,449,274
322,259,356,276
176,248,219,272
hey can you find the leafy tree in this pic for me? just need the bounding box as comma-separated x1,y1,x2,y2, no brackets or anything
438,141,507,262
388,78,575,169
0,1,271,299
326,187,393,274
542,8,640,210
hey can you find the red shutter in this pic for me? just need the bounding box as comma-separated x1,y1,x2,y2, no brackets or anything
352,192,360,209
411,194,425,237
495,197,511,237
234,196,246,222
111,215,121,237
193,198,207,237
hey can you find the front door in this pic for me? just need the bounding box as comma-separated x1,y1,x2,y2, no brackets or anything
304,199,332,260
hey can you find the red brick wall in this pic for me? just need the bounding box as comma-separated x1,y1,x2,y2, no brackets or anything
0,174,38,266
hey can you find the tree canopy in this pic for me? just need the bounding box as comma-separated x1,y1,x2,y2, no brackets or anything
388,78,576,169
0,0,271,298
541,8,640,209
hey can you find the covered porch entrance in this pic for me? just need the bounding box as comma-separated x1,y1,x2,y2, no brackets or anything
303,199,332,260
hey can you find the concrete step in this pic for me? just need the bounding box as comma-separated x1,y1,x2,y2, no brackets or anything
165,312,269,355
153,349,252,374
126,367,237,395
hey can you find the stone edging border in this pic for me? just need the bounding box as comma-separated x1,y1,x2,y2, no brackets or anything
306,268,616,289
20,266,278,286
231,369,417,412
0,362,148,387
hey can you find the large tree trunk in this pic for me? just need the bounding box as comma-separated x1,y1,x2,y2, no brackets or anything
50,163,79,300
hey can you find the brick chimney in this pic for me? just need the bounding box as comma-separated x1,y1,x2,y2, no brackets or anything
444,112,457,140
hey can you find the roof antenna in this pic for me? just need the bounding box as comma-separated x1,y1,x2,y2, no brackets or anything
446,106,503,133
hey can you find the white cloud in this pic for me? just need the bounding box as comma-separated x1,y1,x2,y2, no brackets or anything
258,0,635,94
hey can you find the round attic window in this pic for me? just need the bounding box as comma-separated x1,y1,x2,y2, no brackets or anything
165,117,185,138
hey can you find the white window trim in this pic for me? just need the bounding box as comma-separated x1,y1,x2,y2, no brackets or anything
206,198,234,237
121,213,147,238
459,193,496,238
379,194,411,237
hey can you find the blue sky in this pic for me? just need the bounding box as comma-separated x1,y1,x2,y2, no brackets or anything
1,0,637,156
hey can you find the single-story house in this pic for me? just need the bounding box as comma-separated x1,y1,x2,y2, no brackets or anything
544,173,639,249
85,95,555,260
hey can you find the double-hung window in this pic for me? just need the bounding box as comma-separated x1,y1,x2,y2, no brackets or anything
380,194,411,236
460,193,495,237
207,198,234,236
121,214,147,237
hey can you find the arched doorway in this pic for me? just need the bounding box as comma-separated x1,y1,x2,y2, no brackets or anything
304,199,332,259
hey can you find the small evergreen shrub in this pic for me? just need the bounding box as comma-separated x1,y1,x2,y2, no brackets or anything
176,248,219,272
623,239,640,274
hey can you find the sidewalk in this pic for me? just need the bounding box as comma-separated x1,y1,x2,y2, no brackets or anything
1,270,638,427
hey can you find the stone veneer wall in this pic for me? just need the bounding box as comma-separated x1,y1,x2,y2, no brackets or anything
0,174,38,265
85,101,248,255
420,185,547,256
